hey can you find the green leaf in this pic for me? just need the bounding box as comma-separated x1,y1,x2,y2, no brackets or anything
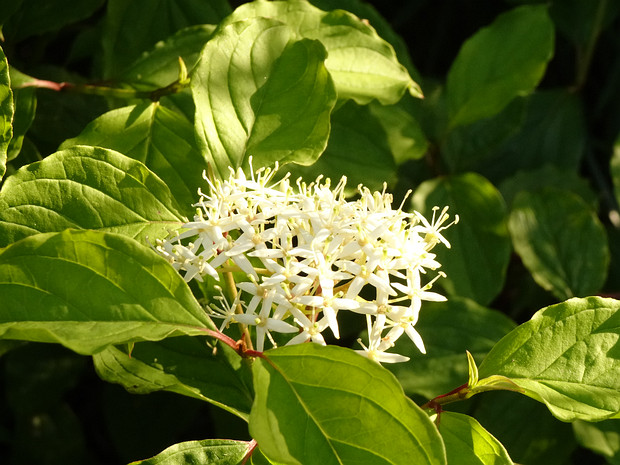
0,45,12,181
411,173,512,305
478,89,587,182
442,97,527,173
0,229,212,355
93,337,254,420
0,145,185,247
611,132,620,209
508,188,609,300
192,17,337,179
474,392,577,465
573,419,620,465
7,68,37,163
128,439,250,465
285,100,397,194
250,343,446,465
387,297,516,398
102,0,231,78
479,296,620,422
1,0,104,42
221,0,421,104
59,103,207,213
500,164,599,210
119,25,216,90
438,412,513,465
446,5,554,128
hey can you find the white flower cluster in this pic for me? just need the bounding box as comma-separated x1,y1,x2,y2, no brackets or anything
154,164,457,363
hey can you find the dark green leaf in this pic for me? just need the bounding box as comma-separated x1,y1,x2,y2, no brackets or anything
0,229,213,355
93,337,254,420
0,145,185,247
102,0,231,78
0,45,12,181
221,0,421,104
474,392,577,465
479,296,620,421
285,100,398,194
120,25,216,90
611,132,620,209
128,439,250,465
251,343,446,465
387,297,516,399
442,97,527,173
446,5,554,127
508,188,609,300
59,103,207,213
573,419,620,465
1,0,104,42
192,18,336,178
438,412,513,465
500,164,598,210
411,173,512,305
478,89,587,182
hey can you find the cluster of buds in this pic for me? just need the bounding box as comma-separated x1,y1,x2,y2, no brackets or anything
154,163,457,363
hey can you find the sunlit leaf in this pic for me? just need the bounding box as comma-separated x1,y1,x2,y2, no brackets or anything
479,296,620,422
60,103,207,213
128,439,250,465
0,45,12,181
93,337,254,420
446,5,554,128
411,173,511,305
221,0,421,104
0,229,213,355
438,412,513,465
251,343,446,465
192,17,336,179
508,188,609,300
0,145,185,247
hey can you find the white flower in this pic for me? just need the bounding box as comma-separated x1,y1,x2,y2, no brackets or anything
152,160,457,360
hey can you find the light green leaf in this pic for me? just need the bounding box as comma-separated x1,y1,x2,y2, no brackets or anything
411,173,512,305
479,296,620,422
387,298,516,399
120,25,215,90
128,439,250,465
446,5,554,128
438,412,513,465
251,343,446,465
192,17,336,179
221,0,421,104
102,0,231,78
93,337,254,420
0,45,12,181
508,188,609,300
0,229,213,355
573,419,620,465
60,103,207,213
0,145,185,247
